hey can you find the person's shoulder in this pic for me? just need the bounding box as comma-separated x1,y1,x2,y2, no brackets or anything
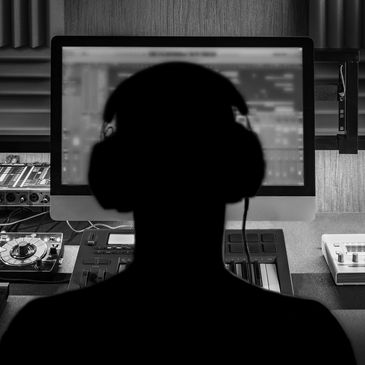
277,294,356,363
0,283,109,351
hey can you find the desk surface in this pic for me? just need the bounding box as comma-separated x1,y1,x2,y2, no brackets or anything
229,213,365,274
2,213,365,363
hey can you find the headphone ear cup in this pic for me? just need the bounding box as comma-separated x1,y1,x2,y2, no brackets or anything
224,123,265,203
88,136,135,212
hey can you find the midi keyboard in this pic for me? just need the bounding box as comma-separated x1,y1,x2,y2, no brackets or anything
224,229,293,295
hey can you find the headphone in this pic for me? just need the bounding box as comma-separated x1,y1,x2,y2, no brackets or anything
88,62,265,212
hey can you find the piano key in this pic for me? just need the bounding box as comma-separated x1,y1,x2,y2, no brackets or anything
266,263,281,293
118,263,127,273
260,264,269,290
235,263,243,279
250,264,255,285
253,262,263,287
242,261,249,281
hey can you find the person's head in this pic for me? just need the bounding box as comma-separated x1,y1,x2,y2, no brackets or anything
89,62,265,215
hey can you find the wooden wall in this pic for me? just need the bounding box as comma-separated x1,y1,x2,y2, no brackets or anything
63,0,365,213
316,151,365,213
64,0,308,36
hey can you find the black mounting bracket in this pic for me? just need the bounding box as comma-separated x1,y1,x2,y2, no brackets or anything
315,49,359,154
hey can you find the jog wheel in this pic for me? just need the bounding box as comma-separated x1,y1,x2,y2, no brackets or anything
0,237,48,266
10,241,37,259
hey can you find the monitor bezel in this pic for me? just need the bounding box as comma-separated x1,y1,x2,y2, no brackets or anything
51,36,315,197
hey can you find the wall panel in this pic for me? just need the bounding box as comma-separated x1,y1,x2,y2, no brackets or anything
64,0,308,36
316,150,365,212
63,0,365,213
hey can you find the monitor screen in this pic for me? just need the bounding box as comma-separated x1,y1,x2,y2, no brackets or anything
51,37,315,221
61,46,304,187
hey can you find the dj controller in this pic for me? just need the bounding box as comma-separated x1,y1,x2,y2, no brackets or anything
0,232,63,280
67,228,293,295
0,226,293,296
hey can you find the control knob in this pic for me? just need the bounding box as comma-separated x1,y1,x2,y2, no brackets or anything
337,252,344,263
49,244,58,257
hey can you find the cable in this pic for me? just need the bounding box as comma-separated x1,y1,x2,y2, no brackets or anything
66,220,134,233
66,221,92,233
4,208,29,223
0,211,48,227
87,221,100,230
89,222,134,230
241,197,252,285
339,64,346,100
35,210,48,232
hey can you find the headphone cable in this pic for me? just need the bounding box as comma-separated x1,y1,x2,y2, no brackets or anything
241,197,252,285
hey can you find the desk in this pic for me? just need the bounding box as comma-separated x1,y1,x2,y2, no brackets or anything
230,214,365,309
1,213,365,362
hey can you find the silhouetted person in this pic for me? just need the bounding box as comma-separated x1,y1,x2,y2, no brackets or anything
0,62,356,364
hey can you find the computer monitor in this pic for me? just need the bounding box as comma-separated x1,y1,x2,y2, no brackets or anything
51,36,315,221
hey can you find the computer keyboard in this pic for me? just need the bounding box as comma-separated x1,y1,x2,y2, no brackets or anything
224,229,293,295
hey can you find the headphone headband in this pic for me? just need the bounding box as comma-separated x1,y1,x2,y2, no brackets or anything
89,62,265,212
